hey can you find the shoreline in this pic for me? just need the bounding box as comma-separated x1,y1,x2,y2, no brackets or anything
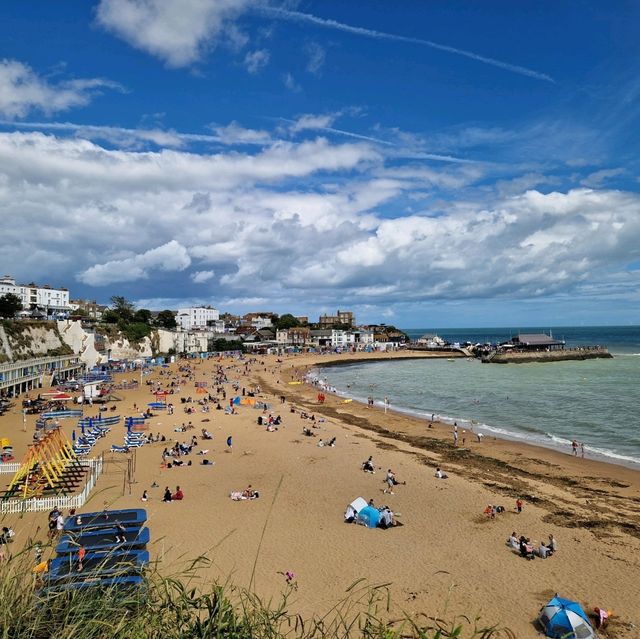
303,351,640,471
264,352,640,540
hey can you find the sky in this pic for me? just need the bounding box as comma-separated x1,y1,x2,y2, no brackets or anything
1,1,640,328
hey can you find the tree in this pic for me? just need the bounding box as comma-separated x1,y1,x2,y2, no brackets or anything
155,310,177,329
109,296,135,322
0,293,23,318
275,313,300,330
133,308,152,324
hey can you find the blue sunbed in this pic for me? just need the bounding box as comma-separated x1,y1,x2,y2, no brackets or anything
63,509,147,533
47,550,149,582
56,526,149,554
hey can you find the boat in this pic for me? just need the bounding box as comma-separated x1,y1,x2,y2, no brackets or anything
63,508,147,533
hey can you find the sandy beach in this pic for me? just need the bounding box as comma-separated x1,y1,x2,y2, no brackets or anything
2,351,640,638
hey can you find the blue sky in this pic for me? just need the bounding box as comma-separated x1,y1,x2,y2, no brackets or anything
1,1,640,327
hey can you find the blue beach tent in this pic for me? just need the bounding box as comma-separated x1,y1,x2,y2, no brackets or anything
356,505,381,528
538,595,597,639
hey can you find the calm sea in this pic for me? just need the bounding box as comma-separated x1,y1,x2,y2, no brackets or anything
314,326,640,468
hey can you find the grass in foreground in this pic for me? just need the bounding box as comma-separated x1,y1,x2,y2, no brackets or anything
0,543,515,639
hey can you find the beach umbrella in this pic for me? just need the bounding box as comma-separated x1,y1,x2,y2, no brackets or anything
196,387,207,395
538,595,596,639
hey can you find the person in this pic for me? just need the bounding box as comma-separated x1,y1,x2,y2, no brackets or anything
519,536,534,560
141,490,148,502
368,498,375,508
572,439,578,456
115,521,127,544
226,435,233,452
77,545,86,571
317,439,325,447
328,437,336,447
516,498,523,513
384,469,396,494
594,607,611,629
172,486,184,500
163,486,172,502
242,485,255,498
0,527,8,562
362,456,375,473
55,512,65,536
508,532,519,550
537,541,549,559
484,505,495,519
435,467,448,479
548,534,557,554
378,506,395,529
48,507,61,539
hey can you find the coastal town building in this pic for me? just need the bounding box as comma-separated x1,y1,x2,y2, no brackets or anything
242,312,276,329
505,333,566,351
69,299,107,321
318,310,355,328
276,327,311,346
176,306,220,331
0,353,84,397
0,275,70,317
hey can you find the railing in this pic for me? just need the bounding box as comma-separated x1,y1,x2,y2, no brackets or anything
0,462,21,474
0,456,103,514
0,354,81,373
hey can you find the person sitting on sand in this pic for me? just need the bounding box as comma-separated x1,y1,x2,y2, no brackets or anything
508,532,519,550
242,485,256,498
328,437,336,447
362,456,375,473
141,490,148,502
317,439,325,447
519,536,534,559
536,541,550,559
435,467,448,479
202,428,213,439
484,505,495,519
172,486,184,500
378,506,395,529
163,487,172,502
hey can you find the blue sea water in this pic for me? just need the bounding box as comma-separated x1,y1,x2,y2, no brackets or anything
315,326,640,468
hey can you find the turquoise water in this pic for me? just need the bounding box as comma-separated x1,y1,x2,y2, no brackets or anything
315,327,640,467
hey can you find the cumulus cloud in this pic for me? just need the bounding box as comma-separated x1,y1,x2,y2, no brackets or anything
191,270,215,283
96,0,252,67
2,127,640,319
244,49,269,74
78,240,191,285
0,59,121,118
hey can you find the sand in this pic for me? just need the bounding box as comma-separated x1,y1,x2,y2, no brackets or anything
2,351,640,638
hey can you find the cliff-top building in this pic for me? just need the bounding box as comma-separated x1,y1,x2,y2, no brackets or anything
0,275,70,316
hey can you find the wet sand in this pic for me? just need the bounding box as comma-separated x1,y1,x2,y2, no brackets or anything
2,351,639,637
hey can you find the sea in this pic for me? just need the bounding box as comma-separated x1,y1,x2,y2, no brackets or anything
312,326,640,468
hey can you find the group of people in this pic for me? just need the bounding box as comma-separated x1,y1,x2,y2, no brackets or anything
508,532,557,559
163,485,184,502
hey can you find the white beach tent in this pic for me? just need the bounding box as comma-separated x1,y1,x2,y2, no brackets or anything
345,497,368,522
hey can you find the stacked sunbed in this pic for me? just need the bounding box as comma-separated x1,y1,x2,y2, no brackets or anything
44,508,150,593
73,416,119,456
111,417,148,452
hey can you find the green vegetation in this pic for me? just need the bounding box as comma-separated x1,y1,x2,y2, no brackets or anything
208,338,245,353
0,293,22,318
274,314,300,330
0,548,514,639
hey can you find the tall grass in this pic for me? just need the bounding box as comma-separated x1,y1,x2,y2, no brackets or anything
0,543,515,639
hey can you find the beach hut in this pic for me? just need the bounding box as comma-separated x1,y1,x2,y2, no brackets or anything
538,595,597,639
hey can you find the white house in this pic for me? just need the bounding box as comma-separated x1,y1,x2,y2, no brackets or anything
177,306,220,331
0,275,70,315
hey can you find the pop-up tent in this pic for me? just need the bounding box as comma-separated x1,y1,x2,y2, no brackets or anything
357,505,381,529
345,497,368,522
538,595,597,639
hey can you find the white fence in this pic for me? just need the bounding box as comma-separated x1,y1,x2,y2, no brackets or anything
1,456,103,514
0,462,21,474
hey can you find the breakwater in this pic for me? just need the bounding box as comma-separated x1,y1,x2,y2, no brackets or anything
484,346,612,364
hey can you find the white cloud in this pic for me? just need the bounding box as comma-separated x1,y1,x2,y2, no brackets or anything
244,49,269,74
580,168,626,188
3,127,640,318
78,241,191,285
283,72,301,92
305,42,326,75
289,113,337,133
211,121,271,145
0,59,121,118
96,0,252,67
191,270,215,283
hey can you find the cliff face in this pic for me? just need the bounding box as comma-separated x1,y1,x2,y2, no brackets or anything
0,320,73,363
1,320,190,366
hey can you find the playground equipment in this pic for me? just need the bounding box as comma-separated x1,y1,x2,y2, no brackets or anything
2,428,85,500
44,508,150,594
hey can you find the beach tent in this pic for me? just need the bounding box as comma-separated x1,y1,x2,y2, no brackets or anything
345,497,368,521
357,505,381,529
538,596,597,639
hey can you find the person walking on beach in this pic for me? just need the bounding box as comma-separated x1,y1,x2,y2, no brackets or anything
572,440,578,456
516,498,523,513
453,429,459,446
